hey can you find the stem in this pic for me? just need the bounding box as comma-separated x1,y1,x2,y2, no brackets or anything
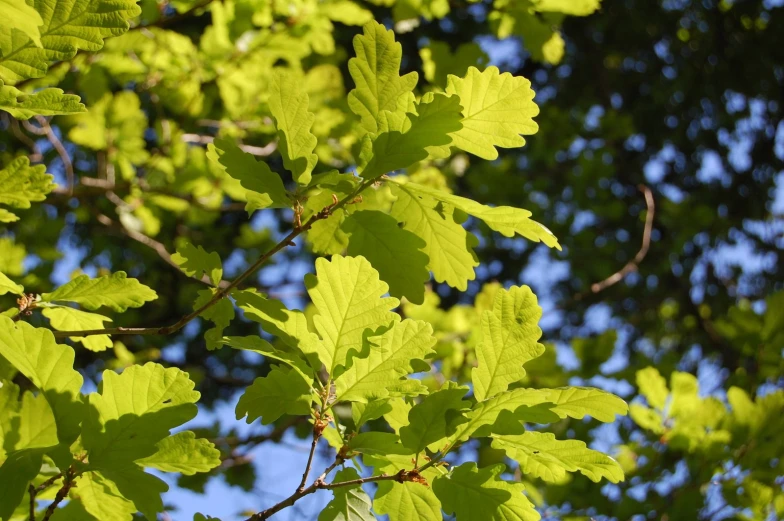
50,178,376,339
28,484,35,521
297,427,322,493
40,468,76,521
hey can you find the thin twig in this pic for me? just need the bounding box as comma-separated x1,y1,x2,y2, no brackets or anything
297,428,322,493
50,178,374,338
2,113,42,162
33,116,75,196
583,184,655,296
181,133,278,157
28,484,35,521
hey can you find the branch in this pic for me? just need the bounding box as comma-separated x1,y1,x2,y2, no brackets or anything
581,184,655,296
33,116,75,196
181,133,278,157
40,467,76,521
50,178,375,338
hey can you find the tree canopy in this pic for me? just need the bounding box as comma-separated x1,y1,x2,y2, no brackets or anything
0,0,782,520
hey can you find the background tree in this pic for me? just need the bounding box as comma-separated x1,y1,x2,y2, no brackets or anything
0,0,782,520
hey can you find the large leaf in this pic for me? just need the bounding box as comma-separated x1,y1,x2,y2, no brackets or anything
318,468,376,521
82,363,199,469
235,366,313,425
2,0,43,46
390,183,477,290
472,286,544,402
334,319,435,403
41,272,157,312
0,81,84,119
207,138,290,212
445,66,539,160
269,69,318,185
347,20,418,135
393,180,559,249
305,255,399,375
69,471,136,521
0,317,84,443
136,431,221,475
41,306,112,352
374,480,441,521
0,0,141,83
342,210,430,303
491,431,624,483
359,93,462,179
432,463,539,521
0,156,54,222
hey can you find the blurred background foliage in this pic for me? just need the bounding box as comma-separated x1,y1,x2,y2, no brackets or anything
1,0,782,519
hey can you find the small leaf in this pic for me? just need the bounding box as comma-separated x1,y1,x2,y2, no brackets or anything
172,242,223,286
269,69,318,185
193,289,234,350
0,157,54,222
445,66,539,160
41,272,157,312
0,271,23,296
491,431,624,483
137,431,221,475
636,366,669,410
348,21,418,135
432,462,539,521
318,468,376,521
222,335,314,384
41,306,112,352
0,81,85,119
207,138,290,213
390,184,478,291
374,479,442,521
236,366,313,425
399,383,470,453
346,432,412,456
343,210,430,304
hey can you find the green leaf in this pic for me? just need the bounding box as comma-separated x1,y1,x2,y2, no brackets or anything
393,180,560,249
0,317,84,444
69,471,136,521
0,81,85,119
533,387,629,423
318,468,376,521
40,306,112,352
193,288,234,351
0,156,54,222
335,319,435,403
82,363,199,469
1,0,43,47
207,138,290,212
309,208,350,254
433,462,539,521
305,255,399,375
194,515,222,521
347,21,418,135
0,448,48,520
0,0,141,83
472,286,545,401
390,183,478,291
420,41,488,86
374,479,442,521
359,93,463,179
532,0,601,15
172,242,223,286
0,272,23,296
221,335,314,384
41,271,157,312
136,431,221,475
342,210,430,304
445,66,539,160
491,431,624,483
635,366,669,410
236,366,313,425
269,69,318,185
232,290,323,369
399,383,470,453
99,466,167,521
346,432,412,457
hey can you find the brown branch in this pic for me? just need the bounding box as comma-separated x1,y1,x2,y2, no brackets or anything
28,484,35,521
297,425,323,493
33,116,75,196
181,133,278,157
582,184,655,296
40,467,76,521
50,178,374,339
1,113,42,162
